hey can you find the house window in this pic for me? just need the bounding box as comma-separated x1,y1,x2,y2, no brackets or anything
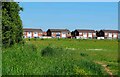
113,33,117,35
83,33,87,35
52,32,54,34
62,32,66,34
40,32,42,34
28,32,31,34
105,33,108,35
56,32,60,36
79,33,82,35
93,33,96,35
109,33,112,35
88,33,92,35
56,32,60,34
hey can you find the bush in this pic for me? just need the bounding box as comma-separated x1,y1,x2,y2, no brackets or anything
41,46,54,56
41,38,44,40
80,53,88,57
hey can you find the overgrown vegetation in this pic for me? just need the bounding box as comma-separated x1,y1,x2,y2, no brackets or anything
2,39,118,75
2,2,23,47
41,46,55,56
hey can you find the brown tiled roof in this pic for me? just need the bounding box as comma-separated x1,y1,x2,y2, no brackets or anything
75,29,95,32
102,30,119,33
23,28,43,32
48,29,70,32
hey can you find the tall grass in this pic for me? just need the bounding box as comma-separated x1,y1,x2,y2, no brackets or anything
2,39,118,75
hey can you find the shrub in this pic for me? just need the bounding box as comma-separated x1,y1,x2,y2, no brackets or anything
41,38,44,40
41,46,54,56
31,44,37,52
80,53,88,57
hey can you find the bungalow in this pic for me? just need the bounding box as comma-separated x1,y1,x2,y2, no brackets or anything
23,28,43,38
73,29,96,39
47,29,71,38
102,30,119,39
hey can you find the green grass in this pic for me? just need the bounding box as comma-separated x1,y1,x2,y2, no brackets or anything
2,39,118,75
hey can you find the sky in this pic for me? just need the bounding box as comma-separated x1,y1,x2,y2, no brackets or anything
19,2,118,31
14,0,120,2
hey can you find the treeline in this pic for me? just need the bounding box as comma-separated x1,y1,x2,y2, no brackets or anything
2,2,23,47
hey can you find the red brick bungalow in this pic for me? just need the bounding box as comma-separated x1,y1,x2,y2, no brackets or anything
47,29,71,38
73,29,96,39
23,28,43,38
102,30,119,39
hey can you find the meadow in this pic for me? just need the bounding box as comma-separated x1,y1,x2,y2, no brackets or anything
2,39,118,75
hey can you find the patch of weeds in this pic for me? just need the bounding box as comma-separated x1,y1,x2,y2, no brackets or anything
57,38,60,40
19,40,25,46
41,46,64,57
26,44,37,52
80,52,88,57
41,46,54,56
41,38,44,40
34,37,37,41
94,40,96,42
28,38,30,41
77,59,106,75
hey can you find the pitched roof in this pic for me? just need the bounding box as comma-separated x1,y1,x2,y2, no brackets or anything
75,29,95,32
48,29,70,32
23,28,43,32
102,30,119,33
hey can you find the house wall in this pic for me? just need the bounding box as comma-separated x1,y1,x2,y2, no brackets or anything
51,32,65,38
77,32,96,39
50,32,68,38
51,32,57,38
79,32,83,36
38,32,43,37
61,32,67,38
93,33,96,38
27,32,32,38
105,32,108,38
108,33,112,38
113,33,118,39
83,32,87,39
88,33,92,37
23,31,43,38
33,32,38,37
105,32,118,39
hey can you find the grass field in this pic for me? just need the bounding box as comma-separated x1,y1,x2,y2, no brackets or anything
2,39,118,75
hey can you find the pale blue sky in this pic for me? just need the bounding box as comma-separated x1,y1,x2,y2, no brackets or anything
19,2,118,31
15,0,119,2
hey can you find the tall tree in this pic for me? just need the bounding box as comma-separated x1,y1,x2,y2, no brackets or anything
2,2,23,47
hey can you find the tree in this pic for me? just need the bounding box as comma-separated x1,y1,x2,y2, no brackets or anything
2,2,23,47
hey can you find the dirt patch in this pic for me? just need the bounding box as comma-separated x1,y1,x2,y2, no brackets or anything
66,47,76,50
87,49,103,51
95,61,113,77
